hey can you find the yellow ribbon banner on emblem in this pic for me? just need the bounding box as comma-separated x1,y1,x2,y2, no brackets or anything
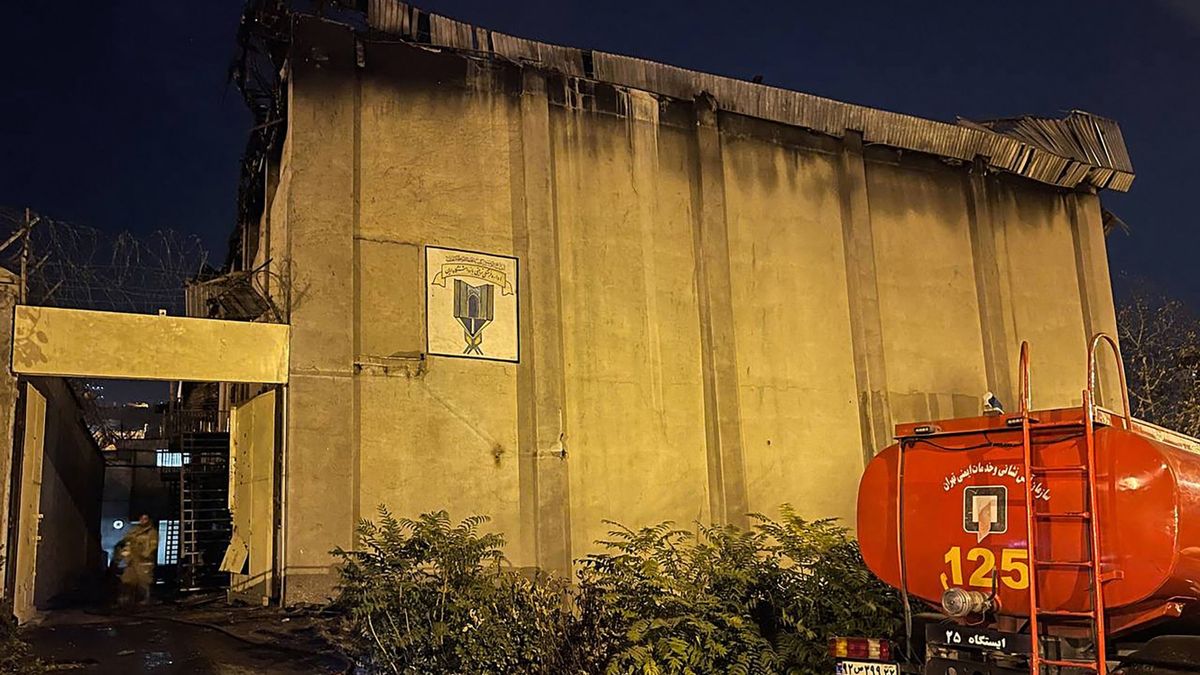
430,262,514,295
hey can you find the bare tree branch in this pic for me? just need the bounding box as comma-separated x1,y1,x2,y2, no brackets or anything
1118,276,1200,436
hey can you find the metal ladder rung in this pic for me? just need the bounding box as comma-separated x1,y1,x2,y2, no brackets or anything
1029,421,1086,430
1034,511,1091,520
1038,608,1095,618
1030,465,1088,474
1035,560,1093,569
1040,658,1099,670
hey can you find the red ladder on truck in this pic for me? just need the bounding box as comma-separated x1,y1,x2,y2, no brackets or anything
1017,334,1129,673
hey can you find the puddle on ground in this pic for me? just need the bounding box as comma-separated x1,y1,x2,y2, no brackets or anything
143,651,174,669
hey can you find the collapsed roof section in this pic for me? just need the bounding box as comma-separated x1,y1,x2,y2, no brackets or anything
362,0,1134,193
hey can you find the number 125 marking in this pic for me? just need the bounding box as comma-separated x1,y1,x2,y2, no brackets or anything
940,546,1029,590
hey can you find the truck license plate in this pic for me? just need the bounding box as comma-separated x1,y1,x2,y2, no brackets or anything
834,660,899,675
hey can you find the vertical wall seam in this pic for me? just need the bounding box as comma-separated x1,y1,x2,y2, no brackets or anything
350,62,363,532
281,67,295,593
546,91,572,574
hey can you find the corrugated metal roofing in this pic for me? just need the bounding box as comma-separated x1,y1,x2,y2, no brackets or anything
960,112,1133,174
363,0,1134,192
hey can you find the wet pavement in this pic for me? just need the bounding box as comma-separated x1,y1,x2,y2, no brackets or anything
25,611,349,674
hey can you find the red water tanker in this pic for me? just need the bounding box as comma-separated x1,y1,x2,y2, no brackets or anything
858,335,1200,674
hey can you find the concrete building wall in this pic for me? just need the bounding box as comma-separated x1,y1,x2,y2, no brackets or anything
30,377,105,608
270,20,1119,602
721,127,861,524
866,156,986,426
551,96,712,561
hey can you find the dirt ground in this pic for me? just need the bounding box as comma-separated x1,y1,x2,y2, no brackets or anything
23,604,351,674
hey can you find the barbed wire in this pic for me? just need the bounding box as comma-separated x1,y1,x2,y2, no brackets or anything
0,206,213,315
0,207,219,445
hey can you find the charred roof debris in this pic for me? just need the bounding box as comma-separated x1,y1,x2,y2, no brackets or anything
229,1,1134,271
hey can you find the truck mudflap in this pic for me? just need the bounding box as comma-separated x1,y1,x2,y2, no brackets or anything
924,623,1030,675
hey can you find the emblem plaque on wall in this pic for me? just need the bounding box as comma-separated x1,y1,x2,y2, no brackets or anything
425,246,519,362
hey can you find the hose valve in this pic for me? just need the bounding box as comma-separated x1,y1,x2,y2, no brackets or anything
941,587,996,618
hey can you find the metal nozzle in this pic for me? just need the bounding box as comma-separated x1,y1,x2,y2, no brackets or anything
941,587,994,618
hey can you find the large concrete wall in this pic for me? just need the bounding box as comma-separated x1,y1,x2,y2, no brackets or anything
268,19,1119,602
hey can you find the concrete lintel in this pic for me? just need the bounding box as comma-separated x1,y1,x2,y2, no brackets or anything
11,305,290,384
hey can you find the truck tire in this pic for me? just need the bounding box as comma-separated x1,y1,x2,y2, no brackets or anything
1118,636,1200,673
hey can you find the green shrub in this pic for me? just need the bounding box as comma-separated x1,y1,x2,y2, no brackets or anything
572,507,903,675
331,507,904,675
571,522,781,675
755,509,905,672
330,509,572,674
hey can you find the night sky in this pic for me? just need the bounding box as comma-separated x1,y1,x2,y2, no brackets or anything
3,0,1198,303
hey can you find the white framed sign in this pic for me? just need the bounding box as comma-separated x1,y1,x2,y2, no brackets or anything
425,246,519,363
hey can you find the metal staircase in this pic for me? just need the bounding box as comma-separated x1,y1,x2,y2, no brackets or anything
160,410,232,593
1017,334,1129,673
178,431,232,591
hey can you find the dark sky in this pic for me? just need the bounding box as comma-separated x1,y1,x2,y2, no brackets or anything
2,0,1198,306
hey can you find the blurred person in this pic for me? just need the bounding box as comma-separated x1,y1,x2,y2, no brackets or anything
115,514,158,606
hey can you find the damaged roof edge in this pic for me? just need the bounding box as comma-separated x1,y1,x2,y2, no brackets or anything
358,0,1134,193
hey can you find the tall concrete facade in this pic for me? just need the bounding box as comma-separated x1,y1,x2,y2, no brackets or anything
246,15,1127,602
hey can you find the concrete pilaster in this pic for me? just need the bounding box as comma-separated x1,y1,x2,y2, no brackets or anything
1069,191,1121,408
837,132,892,465
281,20,357,604
690,95,748,528
512,71,572,575
965,162,1017,407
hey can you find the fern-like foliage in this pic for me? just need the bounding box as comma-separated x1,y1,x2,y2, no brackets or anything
569,506,903,674
330,508,572,674
331,506,904,674
753,506,905,672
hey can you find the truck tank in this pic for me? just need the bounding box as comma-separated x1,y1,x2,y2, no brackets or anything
858,341,1200,639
